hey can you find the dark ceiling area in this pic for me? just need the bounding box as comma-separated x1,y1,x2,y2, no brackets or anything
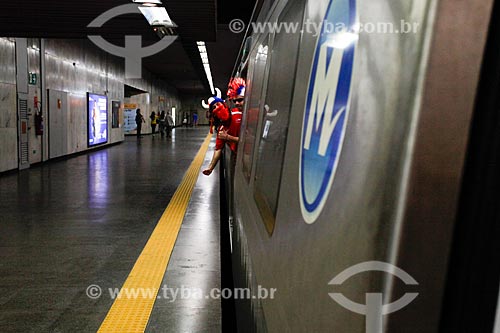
0,0,256,97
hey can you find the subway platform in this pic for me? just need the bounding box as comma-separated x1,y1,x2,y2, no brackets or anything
0,127,223,332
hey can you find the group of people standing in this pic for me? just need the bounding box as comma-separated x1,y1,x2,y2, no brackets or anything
135,109,174,138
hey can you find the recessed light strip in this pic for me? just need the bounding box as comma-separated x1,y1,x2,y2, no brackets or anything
197,41,215,94
132,0,163,6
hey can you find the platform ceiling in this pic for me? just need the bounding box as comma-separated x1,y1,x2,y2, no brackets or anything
0,0,256,96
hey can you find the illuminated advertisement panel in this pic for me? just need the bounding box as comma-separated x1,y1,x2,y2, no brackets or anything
124,104,138,134
88,93,108,147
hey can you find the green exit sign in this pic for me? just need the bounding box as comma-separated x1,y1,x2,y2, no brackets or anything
28,72,37,85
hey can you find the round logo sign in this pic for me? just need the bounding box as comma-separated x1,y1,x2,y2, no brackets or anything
299,0,357,223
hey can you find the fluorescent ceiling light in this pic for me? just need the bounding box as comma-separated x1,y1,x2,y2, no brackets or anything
133,0,163,6
197,41,215,94
138,6,175,27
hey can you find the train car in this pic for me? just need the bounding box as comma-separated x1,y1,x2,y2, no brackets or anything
221,0,500,331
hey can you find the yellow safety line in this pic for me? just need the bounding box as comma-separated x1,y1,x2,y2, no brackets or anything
98,132,213,333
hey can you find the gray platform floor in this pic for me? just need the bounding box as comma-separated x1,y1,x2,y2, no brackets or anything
0,127,221,332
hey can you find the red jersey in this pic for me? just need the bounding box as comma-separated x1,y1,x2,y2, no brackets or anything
215,108,242,152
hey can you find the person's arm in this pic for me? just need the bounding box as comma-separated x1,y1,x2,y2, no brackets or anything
202,149,222,176
217,130,239,143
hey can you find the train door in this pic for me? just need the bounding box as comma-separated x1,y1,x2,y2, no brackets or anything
251,0,305,235
48,89,68,159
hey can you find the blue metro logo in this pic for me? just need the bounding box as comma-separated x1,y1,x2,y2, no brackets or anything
300,0,357,224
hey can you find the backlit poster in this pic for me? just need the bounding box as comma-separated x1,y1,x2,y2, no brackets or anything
88,93,108,147
124,104,138,134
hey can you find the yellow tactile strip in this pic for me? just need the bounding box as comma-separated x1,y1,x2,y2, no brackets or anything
98,132,212,333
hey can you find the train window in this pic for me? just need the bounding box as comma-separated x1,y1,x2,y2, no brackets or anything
241,36,270,183
255,0,279,25
253,0,305,234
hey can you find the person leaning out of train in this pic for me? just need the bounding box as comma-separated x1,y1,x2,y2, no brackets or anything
202,78,245,176
202,98,228,175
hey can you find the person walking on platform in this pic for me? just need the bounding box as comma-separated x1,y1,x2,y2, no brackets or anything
192,112,198,127
135,109,145,138
150,111,158,136
166,111,174,138
203,78,245,176
158,110,166,137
